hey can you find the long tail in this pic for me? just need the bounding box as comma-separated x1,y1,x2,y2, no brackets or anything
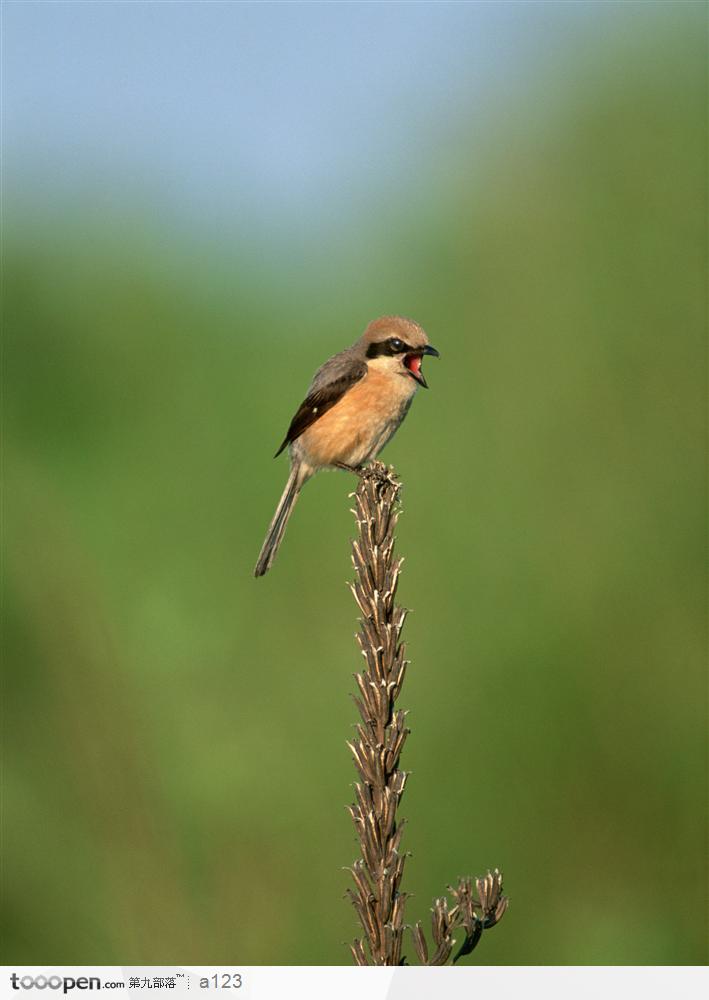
254,466,303,577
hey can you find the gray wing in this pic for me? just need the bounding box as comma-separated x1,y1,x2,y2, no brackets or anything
274,348,366,458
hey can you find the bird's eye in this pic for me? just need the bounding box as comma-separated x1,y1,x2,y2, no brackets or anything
388,337,404,352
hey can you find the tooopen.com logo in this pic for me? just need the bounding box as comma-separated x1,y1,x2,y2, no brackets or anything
9,975,112,994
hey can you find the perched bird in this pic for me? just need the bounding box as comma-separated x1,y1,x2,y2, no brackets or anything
254,315,439,577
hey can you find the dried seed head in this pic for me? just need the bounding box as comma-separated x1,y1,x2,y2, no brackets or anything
345,463,506,966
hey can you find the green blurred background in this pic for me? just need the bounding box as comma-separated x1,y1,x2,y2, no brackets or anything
3,0,706,965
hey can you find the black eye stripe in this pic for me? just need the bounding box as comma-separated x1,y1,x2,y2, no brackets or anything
366,338,413,358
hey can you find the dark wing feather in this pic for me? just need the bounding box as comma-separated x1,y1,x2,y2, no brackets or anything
274,360,367,457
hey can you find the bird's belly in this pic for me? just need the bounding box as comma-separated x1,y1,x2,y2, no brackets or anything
297,372,415,469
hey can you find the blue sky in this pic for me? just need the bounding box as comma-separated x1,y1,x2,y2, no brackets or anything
4,1,613,237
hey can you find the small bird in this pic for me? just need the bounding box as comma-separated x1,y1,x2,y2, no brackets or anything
254,315,439,577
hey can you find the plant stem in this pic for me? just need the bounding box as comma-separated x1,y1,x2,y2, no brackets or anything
345,462,507,966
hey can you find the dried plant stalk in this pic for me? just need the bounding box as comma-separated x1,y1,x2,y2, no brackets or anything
345,462,507,966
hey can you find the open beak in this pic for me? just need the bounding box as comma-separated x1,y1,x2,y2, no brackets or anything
405,344,440,388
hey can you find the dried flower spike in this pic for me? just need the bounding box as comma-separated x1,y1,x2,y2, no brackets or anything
345,462,507,964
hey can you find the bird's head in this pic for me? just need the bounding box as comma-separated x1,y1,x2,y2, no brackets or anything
359,315,440,388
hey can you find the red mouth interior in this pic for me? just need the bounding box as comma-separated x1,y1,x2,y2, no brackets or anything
405,354,422,377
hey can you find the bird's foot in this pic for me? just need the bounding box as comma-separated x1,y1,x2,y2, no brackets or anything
335,462,364,476
336,461,397,491
360,461,397,487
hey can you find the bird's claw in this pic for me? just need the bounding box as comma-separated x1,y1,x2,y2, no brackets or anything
335,461,396,490
360,462,397,488
335,462,365,476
